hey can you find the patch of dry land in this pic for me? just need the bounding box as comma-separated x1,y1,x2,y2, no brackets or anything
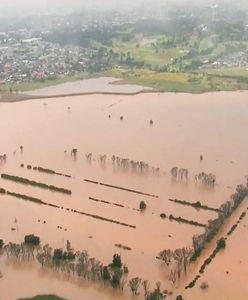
0,90,248,300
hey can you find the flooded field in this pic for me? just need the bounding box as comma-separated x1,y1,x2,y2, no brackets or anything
182,204,248,300
0,90,248,299
24,77,151,97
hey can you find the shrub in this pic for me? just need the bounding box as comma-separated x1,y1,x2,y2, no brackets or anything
0,188,6,194
146,282,167,299
63,251,76,260
240,212,246,220
112,254,122,268
115,243,131,251
217,238,226,249
0,239,4,249
140,201,147,210
24,234,40,246
38,166,56,174
7,191,43,204
186,281,195,289
204,257,212,265
200,282,209,290
53,249,63,260
52,249,75,261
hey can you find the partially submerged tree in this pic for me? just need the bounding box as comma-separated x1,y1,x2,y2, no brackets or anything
24,234,40,246
103,266,111,281
169,269,177,285
111,269,123,289
66,240,72,252
71,148,78,157
142,280,150,297
159,249,173,266
112,254,122,268
140,201,147,210
4,237,128,293
146,282,167,300
128,277,142,295
216,238,226,250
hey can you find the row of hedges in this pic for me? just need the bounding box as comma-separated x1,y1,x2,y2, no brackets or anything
186,237,226,289
227,211,246,236
1,185,136,229
0,187,44,204
191,182,248,262
89,197,125,208
169,198,220,212
84,178,158,198
0,188,6,194
21,164,71,178
115,244,132,251
100,182,158,198
1,173,72,195
160,213,206,228
74,209,136,228
187,207,248,289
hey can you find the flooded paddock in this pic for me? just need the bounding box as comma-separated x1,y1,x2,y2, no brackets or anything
24,77,151,97
0,90,248,299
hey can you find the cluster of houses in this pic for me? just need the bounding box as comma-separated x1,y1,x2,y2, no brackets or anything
0,31,90,85
0,10,143,87
0,6,247,86
202,49,248,69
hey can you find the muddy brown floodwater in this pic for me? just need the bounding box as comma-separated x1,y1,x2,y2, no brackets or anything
0,91,248,300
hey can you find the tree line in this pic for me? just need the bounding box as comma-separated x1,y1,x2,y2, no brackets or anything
0,235,184,299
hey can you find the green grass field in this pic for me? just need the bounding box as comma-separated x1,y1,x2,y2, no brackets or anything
106,67,248,93
204,67,248,77
1,66,247,96
112,36,181,66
